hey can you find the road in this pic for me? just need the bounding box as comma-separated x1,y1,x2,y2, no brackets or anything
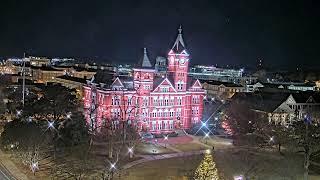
0,162,15,180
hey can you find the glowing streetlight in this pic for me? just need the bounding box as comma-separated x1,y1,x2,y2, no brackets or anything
30,161,39,175
164,135,169,148
128,147,134,158
269,136,274,143
204,133,209,144
214,117,218,121
128,147,133,153
16,110,22,116
205,133,209,138
48,121,55,130
110,163,116,170
66,112,72,119
27,116,33,122
202,122,207,127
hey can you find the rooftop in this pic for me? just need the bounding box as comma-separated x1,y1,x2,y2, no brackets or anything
55,75,87,84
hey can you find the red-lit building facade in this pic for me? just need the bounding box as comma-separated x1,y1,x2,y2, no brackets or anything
83,27,205,133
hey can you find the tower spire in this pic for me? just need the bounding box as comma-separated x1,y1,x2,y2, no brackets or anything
178,25,182,34
140,47,152,68
172,25,185,52
144,47,147,55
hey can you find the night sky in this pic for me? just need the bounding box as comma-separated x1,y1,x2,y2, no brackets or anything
0,0,319,69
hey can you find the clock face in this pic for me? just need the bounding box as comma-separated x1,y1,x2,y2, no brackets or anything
180,59,185,65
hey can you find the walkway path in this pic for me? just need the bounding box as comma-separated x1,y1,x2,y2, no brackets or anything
0,150,29,180
121,150,205,170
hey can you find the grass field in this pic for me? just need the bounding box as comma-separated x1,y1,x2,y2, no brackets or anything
118,148,312,180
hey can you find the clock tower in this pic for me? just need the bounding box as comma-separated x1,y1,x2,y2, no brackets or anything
168,26,189,92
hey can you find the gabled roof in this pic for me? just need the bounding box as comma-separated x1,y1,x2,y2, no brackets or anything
191,79,202,88
111,77,124,87
171,26,188,54
291,92,320,103
152,77,177,93
135,48,153,69
232,92,290,113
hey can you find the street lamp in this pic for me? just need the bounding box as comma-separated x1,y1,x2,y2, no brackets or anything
110,163,116,170
164,135,168,148
109,162,116,179
27,116,33,122
16,110,22,116
204,133,209,144
128,147,134,158
66,112,72,119
47,121,55,131
30,161,39,175
269,136,274,143
205,133,209,144
202,122,207,127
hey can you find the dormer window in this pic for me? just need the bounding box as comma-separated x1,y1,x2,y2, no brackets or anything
177,81,183,90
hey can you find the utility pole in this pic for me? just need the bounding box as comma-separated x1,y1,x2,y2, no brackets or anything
22,52,26,106
304,121,309,180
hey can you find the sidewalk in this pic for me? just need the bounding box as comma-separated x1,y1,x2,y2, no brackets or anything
0,149,29,180
122,150,205,170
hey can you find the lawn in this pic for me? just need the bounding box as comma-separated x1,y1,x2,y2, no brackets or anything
135,142,175,155
117,148,314,180
171,143,207,152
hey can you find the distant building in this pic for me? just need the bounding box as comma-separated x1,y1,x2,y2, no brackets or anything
155,56,167,73
202,80,245,101
189,65,244,78
29,56,51,67
83,27,205,133
31,66,65,83
116,64,133,77
54,75,87,98
287,84,316,92
247,82,317,92
188,66,257,86
232,92,320,126
51,58,75,65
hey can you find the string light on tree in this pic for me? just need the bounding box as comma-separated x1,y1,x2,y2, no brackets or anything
194,150,220,180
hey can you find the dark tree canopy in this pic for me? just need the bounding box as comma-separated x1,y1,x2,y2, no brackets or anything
0,119,51,150
22,84,78,121
57,111,89,147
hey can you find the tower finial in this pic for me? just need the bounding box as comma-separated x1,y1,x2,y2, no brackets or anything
144,47,147,54
178,25,182,34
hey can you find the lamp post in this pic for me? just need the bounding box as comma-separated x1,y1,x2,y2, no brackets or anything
109,162,116,180
128,147,133,159
164,135,168,148
205,133,209,144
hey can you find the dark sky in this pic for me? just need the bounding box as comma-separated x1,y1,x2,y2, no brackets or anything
0,0,319,69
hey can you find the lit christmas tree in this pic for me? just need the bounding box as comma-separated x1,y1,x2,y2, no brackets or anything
194,150,220,180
